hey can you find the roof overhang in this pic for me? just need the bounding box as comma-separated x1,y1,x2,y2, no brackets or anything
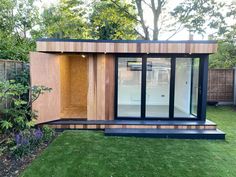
36,38,218,54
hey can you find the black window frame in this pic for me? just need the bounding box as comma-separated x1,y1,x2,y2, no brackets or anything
114,53,208,121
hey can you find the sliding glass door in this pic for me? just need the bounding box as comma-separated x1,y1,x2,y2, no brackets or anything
174,58,200,118
117,57,142,117
116,56,200,119
145,58,171,118
191,58,200,116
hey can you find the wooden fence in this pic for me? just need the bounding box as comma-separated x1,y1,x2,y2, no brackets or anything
0,59,28,113
208,69,235,102
0,59,28,81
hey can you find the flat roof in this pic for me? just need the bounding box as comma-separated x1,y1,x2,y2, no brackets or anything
37,38,217,44
36,38,218,54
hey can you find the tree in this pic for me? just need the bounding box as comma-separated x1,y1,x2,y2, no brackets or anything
109,0,168,40
0,31,35,61
89,0,138,40
171,0,225,38
0,0,15,33
0,0,39,61
209,2,236,68
109,0,229,40
39,0,89,38
14,0,40,38
209,40,236,68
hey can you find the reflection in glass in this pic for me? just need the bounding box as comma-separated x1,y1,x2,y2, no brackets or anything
117,57,142,117
174,58,199,118
145,58,171,118
191,58,200,115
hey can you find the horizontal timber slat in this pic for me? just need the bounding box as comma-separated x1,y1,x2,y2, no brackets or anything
44,119,217,130
48,124,216,130
36,40,217,54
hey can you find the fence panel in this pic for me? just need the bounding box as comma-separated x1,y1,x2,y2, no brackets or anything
0,59,28,118
0,59,27,81
208,69,234,102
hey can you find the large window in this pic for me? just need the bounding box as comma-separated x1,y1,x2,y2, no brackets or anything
145,58,171,118
116,56,201,119
174,58,200,118
117,58,142,117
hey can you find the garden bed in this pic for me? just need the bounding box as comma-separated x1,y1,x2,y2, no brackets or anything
0,133,57,177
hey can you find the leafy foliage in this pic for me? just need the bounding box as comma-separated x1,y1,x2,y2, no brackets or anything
171,0,225,35
89,0,138,40
209,39,236,68
0,0,236,65
42,125,56,142
39,0,89,39
0,0,39,61
0,80,51,133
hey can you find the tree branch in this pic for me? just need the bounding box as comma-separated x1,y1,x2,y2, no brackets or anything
142,0,152,9
109,0,150,39
166,23,184,40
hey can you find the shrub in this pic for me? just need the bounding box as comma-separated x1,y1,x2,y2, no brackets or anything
31,129,43,147
10,127,55,158
0,80,52,133
11,129,32,157
42,125,55,142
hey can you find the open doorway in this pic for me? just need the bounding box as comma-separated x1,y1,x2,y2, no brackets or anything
60,54,88,118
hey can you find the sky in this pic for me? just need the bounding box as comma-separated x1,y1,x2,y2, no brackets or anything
38,0,235,40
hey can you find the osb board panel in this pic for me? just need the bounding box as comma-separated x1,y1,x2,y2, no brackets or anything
60,55,70,110
30,52,60,124
60,55,88,118
87,54,115,120
37,41,217,54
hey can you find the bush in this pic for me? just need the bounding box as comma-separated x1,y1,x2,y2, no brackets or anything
11,129,32,157
42,125,55,142
0,80,51,133
10,126,55,158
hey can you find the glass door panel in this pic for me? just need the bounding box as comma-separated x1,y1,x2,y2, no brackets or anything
174,58,199,118
145,58,171,118
191,58,200,116
117,57,142,117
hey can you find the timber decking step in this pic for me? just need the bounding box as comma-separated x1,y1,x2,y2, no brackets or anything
47,119,216,126
104,128,225,139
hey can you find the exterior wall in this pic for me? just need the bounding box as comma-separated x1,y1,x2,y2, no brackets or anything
87,54,115,120
30,52,61,124
30,52,115,124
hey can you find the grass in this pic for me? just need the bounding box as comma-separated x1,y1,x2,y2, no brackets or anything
21,106,236,177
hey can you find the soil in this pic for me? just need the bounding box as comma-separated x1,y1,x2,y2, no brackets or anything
0,134,57,177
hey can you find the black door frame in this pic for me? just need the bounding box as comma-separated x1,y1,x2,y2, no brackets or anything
114,53,208,121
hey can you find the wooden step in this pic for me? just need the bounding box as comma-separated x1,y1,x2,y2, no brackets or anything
45,119,217,130
104,128,225,140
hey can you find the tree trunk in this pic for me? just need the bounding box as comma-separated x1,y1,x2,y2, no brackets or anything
135,0,150,40
153,16,159,40
152,0,163,40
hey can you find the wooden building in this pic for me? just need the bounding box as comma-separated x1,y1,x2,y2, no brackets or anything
30,39,225,139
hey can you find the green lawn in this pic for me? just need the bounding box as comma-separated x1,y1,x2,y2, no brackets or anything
21,106,236,177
